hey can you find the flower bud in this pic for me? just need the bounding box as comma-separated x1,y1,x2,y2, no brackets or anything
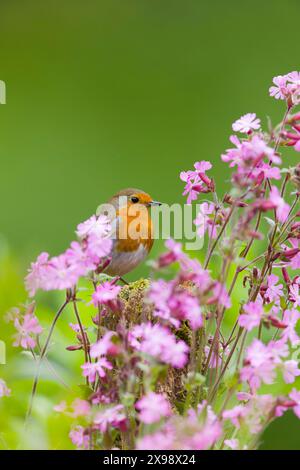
282,267,291,285
268,315,287,329
280,248,300,260
66,344,83,351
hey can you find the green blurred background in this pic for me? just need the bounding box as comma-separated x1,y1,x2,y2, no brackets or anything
1,0,300,449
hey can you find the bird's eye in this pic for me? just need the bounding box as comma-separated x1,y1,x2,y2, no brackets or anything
131,196,139,203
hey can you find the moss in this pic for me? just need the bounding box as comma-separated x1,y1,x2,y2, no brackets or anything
119,278,151,326
119,278,150,302
116,278,194,409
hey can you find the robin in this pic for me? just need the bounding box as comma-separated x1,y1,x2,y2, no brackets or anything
98,188,161,277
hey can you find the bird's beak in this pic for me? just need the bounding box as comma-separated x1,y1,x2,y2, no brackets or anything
148,200,162,207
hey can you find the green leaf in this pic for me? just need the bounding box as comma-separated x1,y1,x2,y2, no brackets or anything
77,384,94,399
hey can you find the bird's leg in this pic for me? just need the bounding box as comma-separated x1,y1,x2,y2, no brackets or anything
111,275,129,285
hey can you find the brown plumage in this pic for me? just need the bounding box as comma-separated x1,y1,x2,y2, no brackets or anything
100,188,161,276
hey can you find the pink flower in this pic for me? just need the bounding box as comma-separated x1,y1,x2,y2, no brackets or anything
232,113,261,134
280,309,300,346
53,401,67,413
129,322,189,368
222,135,279,169
92,281,121,311
157,239,184,268
86,233,112,260
289,284,300,307
42,253,83,291
248,135,281,164
162,339,190,368
269,186,290,223
265,274,283,303
267,339,289,363
180,161,213,204
169,290,203,330
187,420,222,450
289,389,300,418
148,279,203,330
136,392,172,424
194,161,213,173
280,239,300,270
186,403,222,450
240,340,276,391
137,427,175,450
241,338,299,391
90,331,120,358
269,75,289,100
180,257,211,293
69,426,89,449
295,140,300,152
137,404,222,450
25,252,75,294
148,279,175,321
223,405,247,428
65,241,97,274
69,323,81,333
76,214,111,239
288,239,300,270
269,72,300,105
81,358,113,382
194,202,217,239
223,395,275,435
252,163,281,181
238,301,263,331
71,399,91,417
281,360,300,384
25,252,50,297
94,404,127,432
0,379,11,397
25,216,112,296
13,313,43,349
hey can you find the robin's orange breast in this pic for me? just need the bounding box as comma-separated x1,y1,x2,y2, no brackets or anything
115,205,154,254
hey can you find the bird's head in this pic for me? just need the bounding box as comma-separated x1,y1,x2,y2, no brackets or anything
110,188,162,210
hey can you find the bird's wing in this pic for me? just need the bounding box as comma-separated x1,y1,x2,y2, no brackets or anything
106,215,119,243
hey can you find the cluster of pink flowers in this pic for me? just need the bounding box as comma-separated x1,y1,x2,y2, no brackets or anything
7,71,300,451
25,215,112,296
92,280,122,311
180,161,214,204
240,339,300,391
137,402,222,450
221,134,281,188
269,72,300,106
129,322,189,368
6,303,43,350
148,278,203,329
136,392,172,424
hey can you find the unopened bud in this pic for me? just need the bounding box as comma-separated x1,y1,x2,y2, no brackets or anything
289,112,300,123
268,315,287,329
271,252,281,262
282,267,291,285
280,248,300,260
66,345,83,351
